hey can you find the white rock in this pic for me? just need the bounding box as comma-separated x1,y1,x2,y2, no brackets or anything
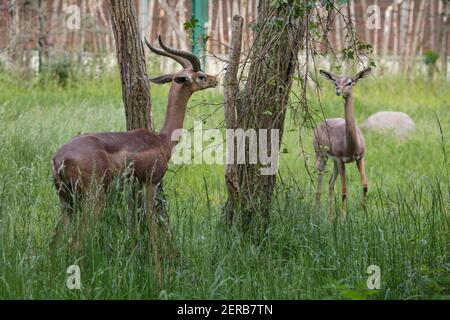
361,111,416,139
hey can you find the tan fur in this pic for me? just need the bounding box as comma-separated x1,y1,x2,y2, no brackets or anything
51,38,218,279
315,68,371,220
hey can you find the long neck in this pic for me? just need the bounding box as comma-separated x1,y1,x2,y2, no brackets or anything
344,94,359,153
160,84,192,147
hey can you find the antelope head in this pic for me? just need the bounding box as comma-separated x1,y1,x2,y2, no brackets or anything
320,68,371,97
145,36,218,91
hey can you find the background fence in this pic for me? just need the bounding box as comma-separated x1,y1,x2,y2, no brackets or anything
0,0,448,75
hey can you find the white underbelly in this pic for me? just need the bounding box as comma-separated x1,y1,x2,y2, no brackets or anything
327,154,363,163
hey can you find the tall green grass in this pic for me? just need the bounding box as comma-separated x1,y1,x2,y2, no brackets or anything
0,71,448,299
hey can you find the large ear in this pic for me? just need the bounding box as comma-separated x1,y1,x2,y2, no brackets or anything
352,68,372,83
173,75,192,84
149,74,173,84
319,70,338,82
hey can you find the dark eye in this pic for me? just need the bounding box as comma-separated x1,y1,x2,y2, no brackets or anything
198,74,206,81
347,81,353,86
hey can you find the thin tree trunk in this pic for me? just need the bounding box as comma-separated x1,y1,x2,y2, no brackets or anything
218,0,224,54
178,0,187,49
224,1,305,229
404,0,415,70
392,1,400,58
381,3,394,64
87,0,100,55
373,0,379,56
37,0,47,73
207,0,213,53
97,0,111,53
146,0,154,41
440,0,449,77
335,9,342,53
79,0,86,56
224,15,243,225
139,0,150,40
361,0,369,44
227,0,232,43
243,0,250,51
409,0,426,66
399,0,409,57
108,0,152,131
430,0,436,52
8,0,19,64
48,0,60,51
159,0,187,50
418,1,429,56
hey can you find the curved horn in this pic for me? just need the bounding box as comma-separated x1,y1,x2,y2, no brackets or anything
144,37,188,69
158,35,202,72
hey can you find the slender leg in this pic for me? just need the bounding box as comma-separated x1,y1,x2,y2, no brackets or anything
145,184,163,285
154,182,178,265
51,211,71,247
128,185,140,244
50,195,72,269
356,158,368,199
336,160,347,220
69,189,105,254
51,191,73,250
315,155,327,208
328,161,339,220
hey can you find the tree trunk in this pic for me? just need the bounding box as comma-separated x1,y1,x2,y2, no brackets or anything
8,0,19,64
399,0,409,57
159,0,187,50
108,0,152,131
224,1,305,229
361,0,369,44
223,15,243,225
373,0,379,56
408,0,428,60
139,0,149,40
381,3,393,64
37,0,47,74
404,0,415,70
440,0,449,78
392,1,400,58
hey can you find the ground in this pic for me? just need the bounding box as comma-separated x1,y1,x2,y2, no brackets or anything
0,69,448,299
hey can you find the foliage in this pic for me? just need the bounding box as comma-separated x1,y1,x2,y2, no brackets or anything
183,17,199,31
39,54,76,88
424,50,440,66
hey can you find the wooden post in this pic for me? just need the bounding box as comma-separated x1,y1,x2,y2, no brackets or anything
223,15,243,225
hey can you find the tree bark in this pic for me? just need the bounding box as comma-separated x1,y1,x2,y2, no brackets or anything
139,0,150,40
223,15,243,225
381,3,393,64
108,0,152,131
8,0,19,64
158,0,187,50
37,0,48,74
361,0,369,44
439,0,449,78
224,1,305,229
399,0,409,57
